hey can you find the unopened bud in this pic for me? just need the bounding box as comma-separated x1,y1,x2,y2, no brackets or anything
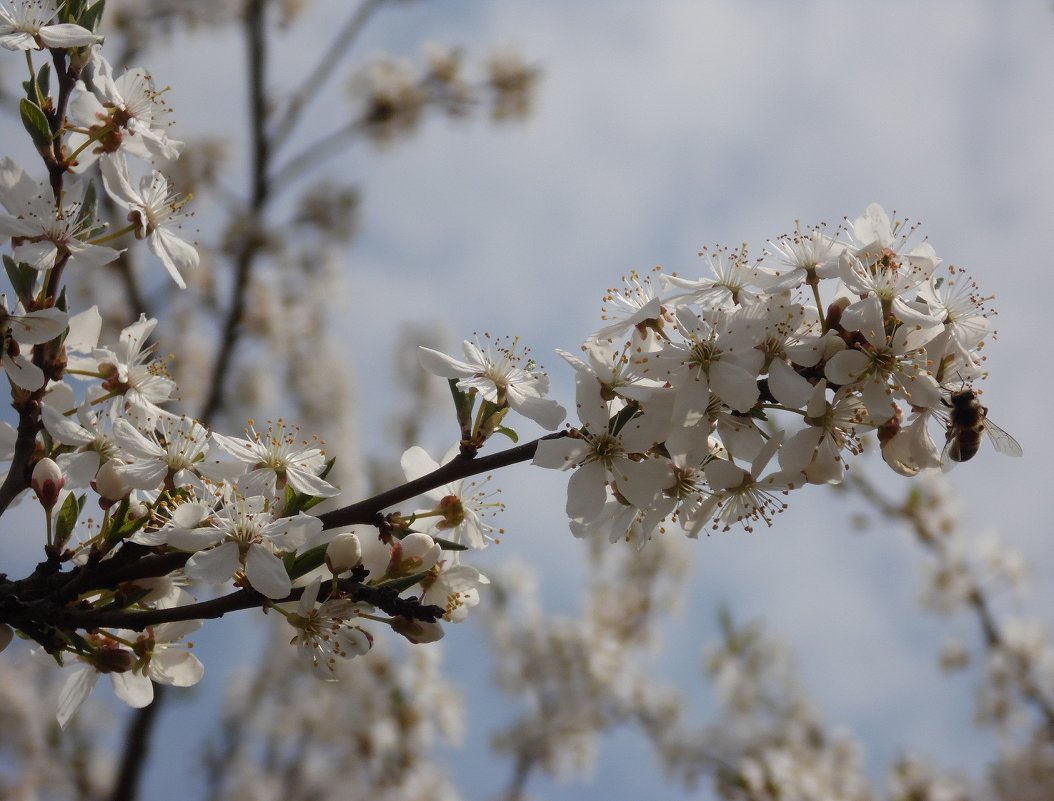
390,616,445,644
325,531,362,575
387,532,441,578
92,460,131,506
31,458,64,509
820,330,847,360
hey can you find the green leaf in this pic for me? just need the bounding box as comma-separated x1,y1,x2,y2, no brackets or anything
299,495,326,512
98,585,151,610
281,457,340,514
107,500,149,542
19,98,52,150
55,493,86,549
449,378,475,427
494,425,519,443
375,570,431,594
432,536,468,552
748,407,769,422
76,179,97,229
4,255,36,302
288,545,327,580
281,483,299,514
79,0,106,32
34,62,51,106
318,456,336,480
608,400,641,435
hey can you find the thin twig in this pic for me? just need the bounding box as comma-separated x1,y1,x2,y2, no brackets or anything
108,685,166,801
317,431,566,530
269,0,384,151
101,189,150,318
269,118,363,188
848,471,1054,738
198,0,271,426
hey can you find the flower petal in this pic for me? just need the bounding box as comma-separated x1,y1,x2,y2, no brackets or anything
246,544,291,599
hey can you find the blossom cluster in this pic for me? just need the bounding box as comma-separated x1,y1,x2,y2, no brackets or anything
10,302,497,723
526,207,1018,543
11,300,495,723
26,303,496,724
0,0,491,728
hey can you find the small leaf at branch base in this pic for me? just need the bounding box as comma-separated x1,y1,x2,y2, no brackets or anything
19,99,52,151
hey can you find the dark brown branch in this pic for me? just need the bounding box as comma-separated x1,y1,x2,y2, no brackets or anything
317,430,566,530
55,583,273,629
0,401,40,515
197,0,271,425
0,431,564,640
0,43,84,516
108,684,166,801
3,562,443,636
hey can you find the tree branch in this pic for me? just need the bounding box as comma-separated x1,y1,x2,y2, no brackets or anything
848,471,1054,738
108,684,166,801
269,0,384,151
1,562,444,636
198,0,272,425
317,430,567,530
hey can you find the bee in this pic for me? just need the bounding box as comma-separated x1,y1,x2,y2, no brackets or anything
941,388,1022,466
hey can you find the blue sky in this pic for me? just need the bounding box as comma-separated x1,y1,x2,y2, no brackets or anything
4,1,1053,798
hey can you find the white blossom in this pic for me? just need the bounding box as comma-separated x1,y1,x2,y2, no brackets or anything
210,419,338,499
0,0,99,51
100,153,197,289
418,336,566,429
67,55,183,168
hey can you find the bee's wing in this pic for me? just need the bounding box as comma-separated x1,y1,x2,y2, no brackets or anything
940,435,960,470
983,419,1023,457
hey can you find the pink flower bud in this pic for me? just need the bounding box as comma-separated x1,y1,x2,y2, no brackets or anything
325,531,362,575
31,457,64,509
